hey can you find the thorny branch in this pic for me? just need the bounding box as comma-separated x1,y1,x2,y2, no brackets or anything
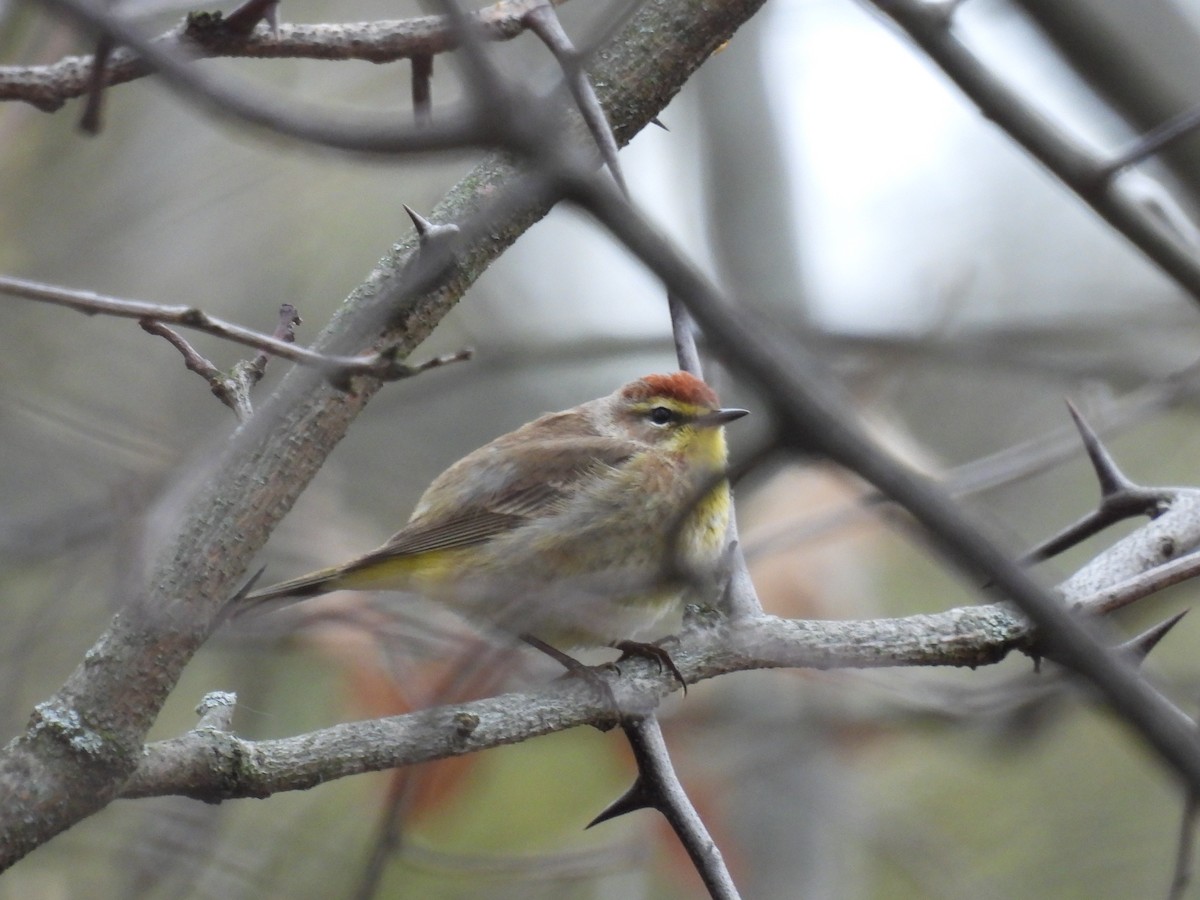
8,0,1200,891
564,169,1200,790
0,0,561,111
590,716,739,899
0,274,472,388
119,427,1200,802
115,546,1196,803
0,0,770,872
33,0,493,154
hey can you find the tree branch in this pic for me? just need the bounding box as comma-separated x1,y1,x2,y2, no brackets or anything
0,274,471,387
0,0,770,870
4,0,558,111
864,0,1200,312
562,168,1200,793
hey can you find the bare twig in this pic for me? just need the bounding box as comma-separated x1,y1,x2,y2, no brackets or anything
251,302,303,373
0,275,471,387
139,320,257,420
863,0,1200,313
524,0,626,192
141,303,302,419
139,320,221,383
668,292,704,377
33,0,497,155
1071,539,1200,616
5,0,557,111
1100,104,1200,186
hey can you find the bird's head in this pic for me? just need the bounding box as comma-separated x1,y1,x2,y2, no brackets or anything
610,372,748,466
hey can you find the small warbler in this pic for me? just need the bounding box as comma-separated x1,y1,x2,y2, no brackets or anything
244,372,747,648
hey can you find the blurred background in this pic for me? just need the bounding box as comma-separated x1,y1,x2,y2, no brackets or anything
4,0,1200,896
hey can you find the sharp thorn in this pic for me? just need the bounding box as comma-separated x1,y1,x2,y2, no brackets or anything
403,204,432,237
650,116,669,131
1065,398,1134,497
1119,609,1189,663
586,775,657,828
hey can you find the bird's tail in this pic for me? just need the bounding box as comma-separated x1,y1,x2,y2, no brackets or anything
236,565,347,616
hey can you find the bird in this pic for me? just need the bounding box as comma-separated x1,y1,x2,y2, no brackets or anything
242,371,747,650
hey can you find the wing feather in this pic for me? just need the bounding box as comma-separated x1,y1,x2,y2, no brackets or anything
368,436,640,562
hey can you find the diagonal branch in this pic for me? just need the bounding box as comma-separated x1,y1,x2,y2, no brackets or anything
561,167,1200,795
523,0,626,192
863,0,1200,311
0,0,770,870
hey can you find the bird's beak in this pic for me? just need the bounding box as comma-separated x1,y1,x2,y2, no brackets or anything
696,407,749,428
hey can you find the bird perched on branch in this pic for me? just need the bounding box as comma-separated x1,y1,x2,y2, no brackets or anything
243,371,747,650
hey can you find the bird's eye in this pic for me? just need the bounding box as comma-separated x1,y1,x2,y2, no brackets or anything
649,406,675,426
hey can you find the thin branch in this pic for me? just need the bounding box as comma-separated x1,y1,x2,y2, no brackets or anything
122,607,1022,802
562,167,1200,793
251,302,303,372
864,0,1200,313
32,0,496,155
142,303,303,420
5,0,557,112
0,274,472,387
1072,543,1200,616
139,319,257,421
523,0,626,192
668,292,704,377
589,716,740,900
1100,104,1200,186
119,554,1191,806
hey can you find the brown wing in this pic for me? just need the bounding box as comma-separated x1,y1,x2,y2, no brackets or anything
369,435,640,561
242,434,638,607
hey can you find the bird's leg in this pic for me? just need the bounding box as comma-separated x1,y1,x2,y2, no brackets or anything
520,634,621,730
612,639,687,696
